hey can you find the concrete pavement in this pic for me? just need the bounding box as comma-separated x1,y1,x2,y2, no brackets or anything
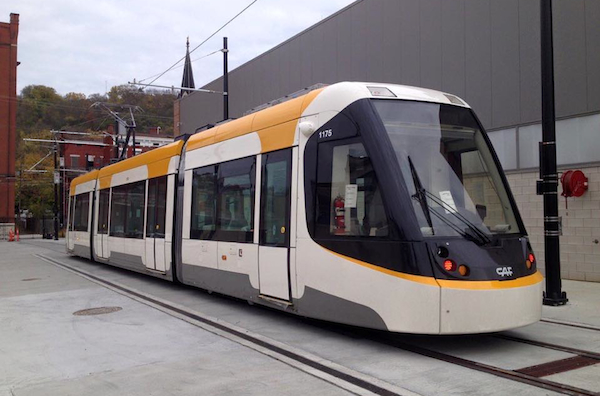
2,239,600,395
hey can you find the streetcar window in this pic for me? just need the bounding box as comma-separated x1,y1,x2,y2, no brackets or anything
125,181,145,239
98,189,110,235
373,100,520,237
73,193,90,232
109,180,146,239
190,156,256,243
216,157,255,242
110,186,127,237
68,195,74,231
316,140,388,238
147,176,167,237
191,165,217,239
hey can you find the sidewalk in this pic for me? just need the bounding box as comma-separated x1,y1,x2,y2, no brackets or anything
542,279,600,328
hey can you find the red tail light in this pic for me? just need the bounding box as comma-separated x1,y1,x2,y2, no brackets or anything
444,259,456,271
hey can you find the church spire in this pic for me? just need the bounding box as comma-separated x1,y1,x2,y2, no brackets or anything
179,37,195,98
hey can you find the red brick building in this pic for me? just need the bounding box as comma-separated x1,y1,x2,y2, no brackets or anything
0,13,19,226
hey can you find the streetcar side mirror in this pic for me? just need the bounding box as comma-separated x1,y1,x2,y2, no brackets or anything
476,204,487,220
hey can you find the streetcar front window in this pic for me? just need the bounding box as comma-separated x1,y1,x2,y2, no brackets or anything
372,100,519,238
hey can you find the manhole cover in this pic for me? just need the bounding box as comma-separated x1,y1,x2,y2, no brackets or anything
73,306,122,316
21,278,41,282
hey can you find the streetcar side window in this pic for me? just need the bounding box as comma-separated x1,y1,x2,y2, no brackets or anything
73,193,90,232
191,165,217,240
109,181,145,239
190,157,256,243
316,140,389,238
125,181,145,239
110,185,127,237
147,176,168,238
68,195,74,231
215,156,255,242
98,189,110,234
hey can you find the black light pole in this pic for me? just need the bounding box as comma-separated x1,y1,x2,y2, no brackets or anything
538,0,567,306
223,36,229,120
53,141,59,240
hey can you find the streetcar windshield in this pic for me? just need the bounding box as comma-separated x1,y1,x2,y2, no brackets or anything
372,100,519,238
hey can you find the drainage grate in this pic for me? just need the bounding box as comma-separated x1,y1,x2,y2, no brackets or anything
516,356,599,377
73,306,122,316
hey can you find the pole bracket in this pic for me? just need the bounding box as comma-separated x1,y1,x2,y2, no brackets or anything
536,179,558,195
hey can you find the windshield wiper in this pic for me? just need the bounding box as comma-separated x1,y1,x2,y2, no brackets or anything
407,155,491,246
408,156,434,235
422,189,492,246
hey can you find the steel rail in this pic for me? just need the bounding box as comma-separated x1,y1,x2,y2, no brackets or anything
34,253,410,396
494,334,600,361
371,334,598,396
540,318,600,332
30,245,598,396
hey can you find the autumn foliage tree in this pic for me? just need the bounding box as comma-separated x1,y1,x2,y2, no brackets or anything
16,84,176,220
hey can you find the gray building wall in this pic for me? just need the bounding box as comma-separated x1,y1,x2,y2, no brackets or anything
179,0,600,134
178,0,600,282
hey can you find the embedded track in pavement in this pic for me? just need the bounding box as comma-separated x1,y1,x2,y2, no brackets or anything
35,251,600,396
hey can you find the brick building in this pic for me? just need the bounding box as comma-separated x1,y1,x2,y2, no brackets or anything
0,13,19,231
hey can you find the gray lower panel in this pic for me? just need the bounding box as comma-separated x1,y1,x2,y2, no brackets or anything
109,251,172,281
73,244,90,260
109,251,146,272
294,287,388,331
180,262,387,330
181,263,259,301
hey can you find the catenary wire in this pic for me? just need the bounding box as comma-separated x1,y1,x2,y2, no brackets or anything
138,49,223,83
144,0,259,88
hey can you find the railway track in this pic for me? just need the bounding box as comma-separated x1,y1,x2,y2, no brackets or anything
34,250,599,396
374,334,599,396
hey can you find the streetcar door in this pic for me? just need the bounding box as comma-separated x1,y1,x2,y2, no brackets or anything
97,189,110,259
258,149,292,300
145,176,167,272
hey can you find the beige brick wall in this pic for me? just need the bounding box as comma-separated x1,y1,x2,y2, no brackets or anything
506,166,600,282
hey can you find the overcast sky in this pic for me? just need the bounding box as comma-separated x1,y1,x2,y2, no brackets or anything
1,0,355,96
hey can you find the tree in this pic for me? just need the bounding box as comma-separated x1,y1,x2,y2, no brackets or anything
15,84,176,221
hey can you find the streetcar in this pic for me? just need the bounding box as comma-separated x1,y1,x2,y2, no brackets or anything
66,82,543,334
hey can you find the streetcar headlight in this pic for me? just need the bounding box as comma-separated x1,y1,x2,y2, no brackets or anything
458,265,470,276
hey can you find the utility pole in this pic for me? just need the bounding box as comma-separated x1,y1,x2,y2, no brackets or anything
538,0,567,306
91,102,142,160
223,37,229,120
53,140,59,240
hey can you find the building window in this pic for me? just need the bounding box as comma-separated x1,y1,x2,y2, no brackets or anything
73,192,90,232
316,139,388,238
70,155,80,169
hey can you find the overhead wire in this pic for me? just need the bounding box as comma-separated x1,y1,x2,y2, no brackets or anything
138,49,223,83
144,0,259,88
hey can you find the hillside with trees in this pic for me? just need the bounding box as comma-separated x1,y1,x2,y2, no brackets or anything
16,84,176,220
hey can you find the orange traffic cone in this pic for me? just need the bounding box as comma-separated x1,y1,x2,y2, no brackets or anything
8,229,14,242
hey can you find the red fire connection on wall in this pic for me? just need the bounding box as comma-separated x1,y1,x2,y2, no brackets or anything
561,170,588,198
